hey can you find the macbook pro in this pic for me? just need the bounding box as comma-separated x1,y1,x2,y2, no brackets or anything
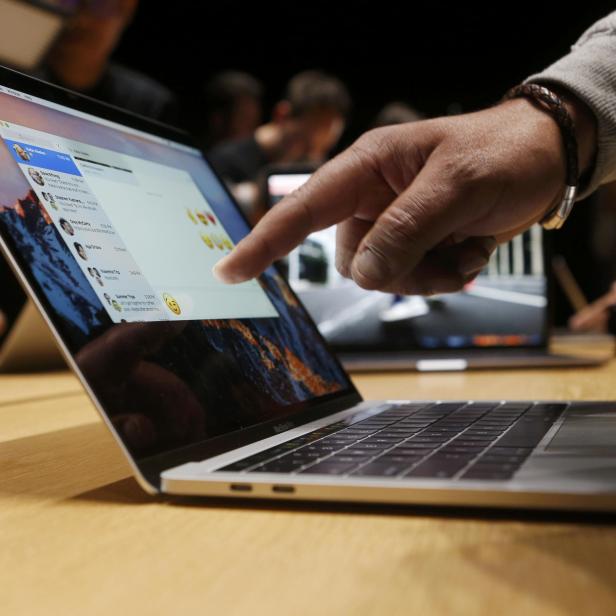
1,67,615,512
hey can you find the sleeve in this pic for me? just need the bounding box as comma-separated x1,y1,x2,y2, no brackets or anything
522,11,616,200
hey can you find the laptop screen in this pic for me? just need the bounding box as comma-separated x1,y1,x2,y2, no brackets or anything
0,73,356,466
267,172,548,352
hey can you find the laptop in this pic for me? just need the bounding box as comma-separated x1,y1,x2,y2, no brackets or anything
1,67,615,512
265,169,611,372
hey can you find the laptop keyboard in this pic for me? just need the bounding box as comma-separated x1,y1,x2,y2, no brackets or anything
217,402,565,481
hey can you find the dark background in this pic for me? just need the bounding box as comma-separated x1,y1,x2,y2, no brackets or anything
114,3,614,147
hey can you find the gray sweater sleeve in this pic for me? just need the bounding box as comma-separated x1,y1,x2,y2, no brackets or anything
522,11,616,200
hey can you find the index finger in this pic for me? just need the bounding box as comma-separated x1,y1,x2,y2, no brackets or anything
213,145,387,284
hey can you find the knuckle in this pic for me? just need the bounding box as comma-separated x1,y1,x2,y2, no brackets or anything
378,204,423,251
350,127,402,171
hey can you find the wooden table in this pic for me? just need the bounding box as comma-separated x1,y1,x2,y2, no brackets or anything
2,353,616,615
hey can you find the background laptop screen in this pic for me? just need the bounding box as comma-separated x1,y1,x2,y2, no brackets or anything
267,172,548,352
0,79,354,461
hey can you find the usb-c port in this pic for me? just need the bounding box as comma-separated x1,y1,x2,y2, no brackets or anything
272,485,295,493
229,483,252,492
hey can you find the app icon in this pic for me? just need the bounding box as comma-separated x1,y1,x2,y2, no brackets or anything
163,292,181,315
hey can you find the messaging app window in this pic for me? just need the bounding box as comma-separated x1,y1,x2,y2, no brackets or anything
1,122,278,322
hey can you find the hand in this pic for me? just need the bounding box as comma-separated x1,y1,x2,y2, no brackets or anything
214,94,596,295
569,282,616,333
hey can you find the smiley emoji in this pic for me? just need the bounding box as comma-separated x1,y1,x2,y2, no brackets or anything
186,209,198,225
162,292,181,315
196,211,209,226
201,234,214,249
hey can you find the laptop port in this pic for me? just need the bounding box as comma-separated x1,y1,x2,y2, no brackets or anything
229,483,252,492
272,485,295,494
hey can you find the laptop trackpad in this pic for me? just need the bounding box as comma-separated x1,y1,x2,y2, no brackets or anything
546,407,616,453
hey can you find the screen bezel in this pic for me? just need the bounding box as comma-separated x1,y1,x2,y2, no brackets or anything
0,66,362,491
264,168,552,355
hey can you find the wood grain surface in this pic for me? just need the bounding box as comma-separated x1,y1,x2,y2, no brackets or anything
2,354,616,615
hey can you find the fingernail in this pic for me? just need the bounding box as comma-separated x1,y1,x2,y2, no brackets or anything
352,247,387,285
460,254,488,277
212,258,245,284
480,236,498,253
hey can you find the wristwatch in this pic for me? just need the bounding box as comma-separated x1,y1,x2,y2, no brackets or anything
501,83,579,230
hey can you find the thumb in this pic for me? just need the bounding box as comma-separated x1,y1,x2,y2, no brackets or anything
349,151,490,290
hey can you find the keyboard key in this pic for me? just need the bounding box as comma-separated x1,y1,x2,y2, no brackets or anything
351,462,411,477
299,461,359,475
218,459,259,471
393,441,439,449
405,457,469,478
407,436,449,444
252,459,305,473
362,437,406,445
488,446,533,456
376,454,423,464
440,445,485,454
497,405,565,447
328,455,373,464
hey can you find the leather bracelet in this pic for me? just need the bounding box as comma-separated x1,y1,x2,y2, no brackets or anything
501,83,579,230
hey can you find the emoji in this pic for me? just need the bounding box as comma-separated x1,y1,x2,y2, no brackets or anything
201,234,214,249
213,234,225,250
186,209,197,224
196,211,209,225
207,213,217,225
163,292,181,315
222,238,233,250
111,299,122,312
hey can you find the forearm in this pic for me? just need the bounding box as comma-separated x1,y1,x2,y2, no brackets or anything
523,11,616,199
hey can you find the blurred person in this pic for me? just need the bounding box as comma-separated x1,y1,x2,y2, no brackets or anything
569,281,616,333
42,0,178,123
208,70,351,185
200,71,264,149
372,101,424,128
569,181,616,333
214,13,616,301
